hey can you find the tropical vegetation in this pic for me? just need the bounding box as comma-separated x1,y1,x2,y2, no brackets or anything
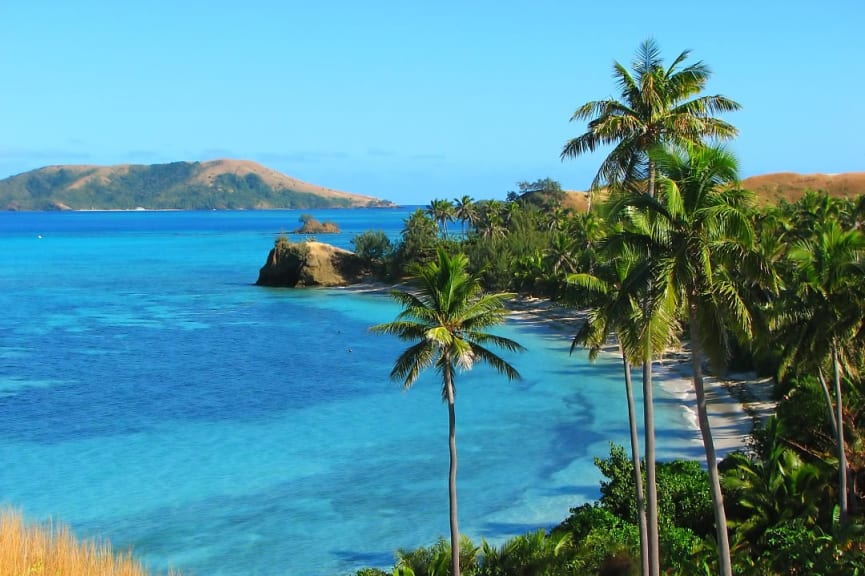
353,38,864,576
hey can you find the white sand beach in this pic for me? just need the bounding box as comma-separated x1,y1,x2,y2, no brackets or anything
506,296,777,459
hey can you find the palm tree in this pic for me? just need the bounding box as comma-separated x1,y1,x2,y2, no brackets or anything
568,244,679,576
480,529,573,576
561,40,740,576
561,38,740,203
370,248,524,576
453,195,477,239
477,200,507,240
611,142,756,576
427,198,455,238
771,220,865,526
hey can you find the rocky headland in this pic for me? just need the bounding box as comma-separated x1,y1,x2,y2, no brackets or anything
256,239,368,287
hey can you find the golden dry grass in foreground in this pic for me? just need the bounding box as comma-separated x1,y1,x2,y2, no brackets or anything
0,509,178,576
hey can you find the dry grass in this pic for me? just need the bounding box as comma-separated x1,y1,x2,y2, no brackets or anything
193,158,380,203
563,172,865,212
0,509,178,576
741,172,865,206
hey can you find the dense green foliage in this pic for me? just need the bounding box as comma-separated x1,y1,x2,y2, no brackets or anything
351,230,394,266
0,161,391,210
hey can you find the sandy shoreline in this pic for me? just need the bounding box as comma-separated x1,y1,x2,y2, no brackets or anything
506,295,776,459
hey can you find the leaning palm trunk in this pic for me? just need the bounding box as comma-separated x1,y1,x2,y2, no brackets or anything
621,353,649,576
688,303,732,576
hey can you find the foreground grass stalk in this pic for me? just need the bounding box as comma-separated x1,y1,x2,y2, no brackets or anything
0,509,179,576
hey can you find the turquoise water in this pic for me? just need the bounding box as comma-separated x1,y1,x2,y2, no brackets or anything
0,209,699,575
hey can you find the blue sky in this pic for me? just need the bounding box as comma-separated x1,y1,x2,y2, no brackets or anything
1,1,862,205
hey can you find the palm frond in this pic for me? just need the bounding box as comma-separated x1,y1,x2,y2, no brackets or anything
468,342,522,381
390,340,438,389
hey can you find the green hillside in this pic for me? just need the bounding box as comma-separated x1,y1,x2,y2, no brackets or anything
0,159,393,210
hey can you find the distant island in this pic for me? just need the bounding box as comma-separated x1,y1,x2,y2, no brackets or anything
0,159,395,211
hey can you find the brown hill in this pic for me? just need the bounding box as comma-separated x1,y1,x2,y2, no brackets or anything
560,172,865,213
0,159,393,210
740,172,865,205
193,159,376,203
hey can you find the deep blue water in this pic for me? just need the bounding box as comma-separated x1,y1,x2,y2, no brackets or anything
0,209,698,575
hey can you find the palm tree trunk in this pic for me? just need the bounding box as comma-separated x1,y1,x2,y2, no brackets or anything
643,360,659,576
817,367,840,439
621,350,648,576
445,373,461,576
643,166,660,576
832,344,849,526
688,302,732,576
647,160,656,199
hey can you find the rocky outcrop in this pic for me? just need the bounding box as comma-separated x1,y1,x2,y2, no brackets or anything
291,215,341,234
256,239,368,287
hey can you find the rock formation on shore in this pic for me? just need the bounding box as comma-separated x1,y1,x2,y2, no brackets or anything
256,239,368,287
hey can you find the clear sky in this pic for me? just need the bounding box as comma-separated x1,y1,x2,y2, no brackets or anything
1,1,862,205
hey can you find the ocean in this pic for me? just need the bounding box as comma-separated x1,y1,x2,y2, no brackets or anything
0,209,700,575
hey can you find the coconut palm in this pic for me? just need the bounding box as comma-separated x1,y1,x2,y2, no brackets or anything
561,38,740,203
370,248,524,576
476,200,507,240
771,220,865,526
479,529,573,576
453,195,477,239
568,243,679,576
610,142,756,576
427,198,456,238
562,40,740,576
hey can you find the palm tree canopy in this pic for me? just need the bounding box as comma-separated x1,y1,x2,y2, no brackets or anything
607,143,756,372
568,245,679,365
562,38,741,191
772,221,865,380
370,248,524,398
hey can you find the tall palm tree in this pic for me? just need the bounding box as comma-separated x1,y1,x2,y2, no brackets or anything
771,220,865,526
561,38,740,203
561,40,740,576
453,195,477,239
568,244,679,576
427,198,456,238
370,248,524,576
611,142,756,576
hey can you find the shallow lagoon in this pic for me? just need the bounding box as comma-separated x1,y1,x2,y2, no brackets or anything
0,209,700,575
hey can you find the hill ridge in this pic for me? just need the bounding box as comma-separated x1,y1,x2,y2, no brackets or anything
0,159,394,211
